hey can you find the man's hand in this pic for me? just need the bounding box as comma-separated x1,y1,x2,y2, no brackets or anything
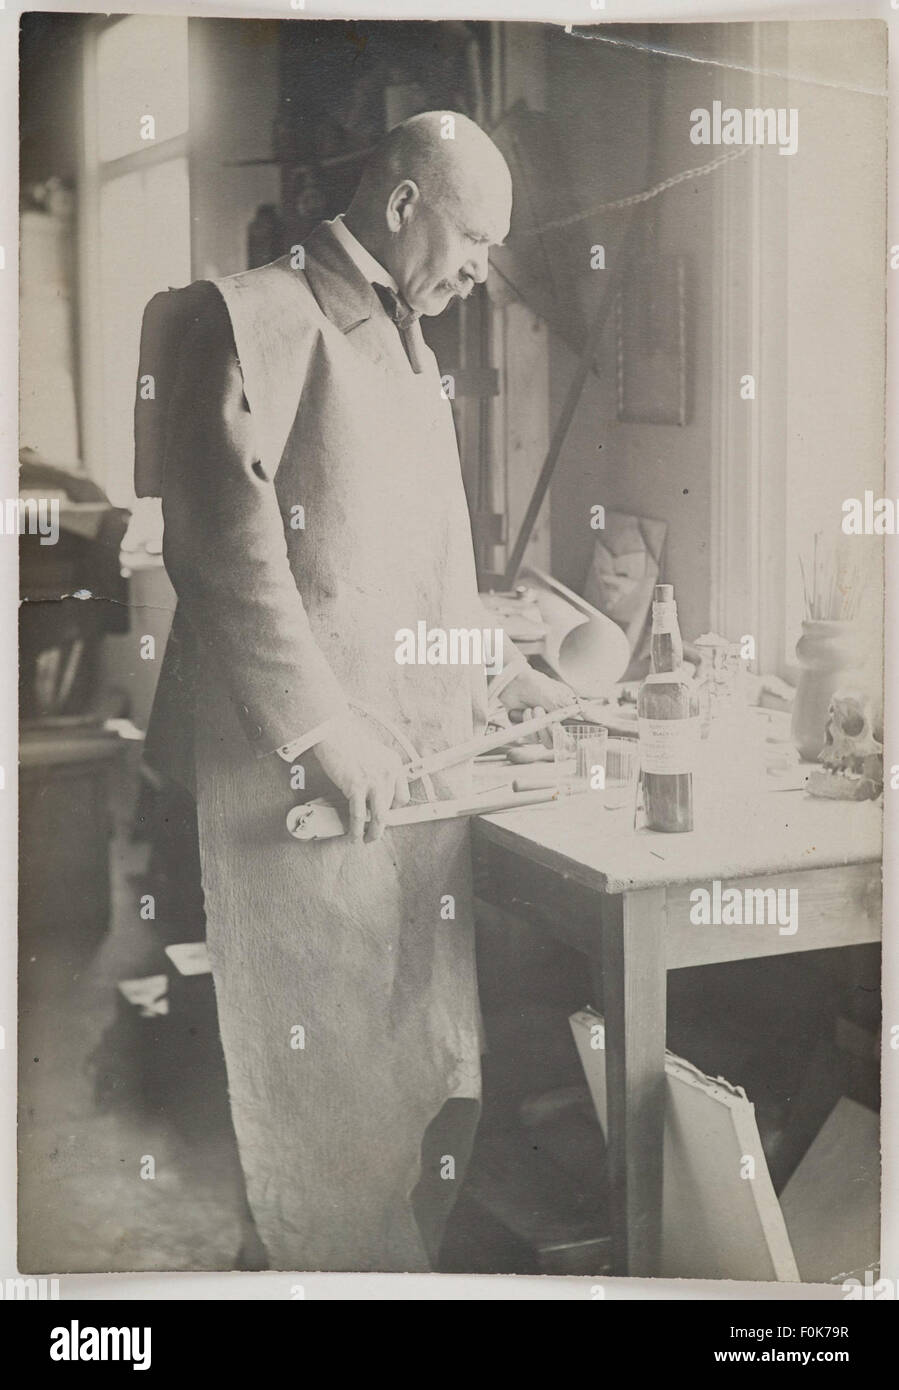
498,667,577,747
310,719,410,843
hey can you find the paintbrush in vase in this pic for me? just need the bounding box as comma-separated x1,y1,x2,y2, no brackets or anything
799,534,868,622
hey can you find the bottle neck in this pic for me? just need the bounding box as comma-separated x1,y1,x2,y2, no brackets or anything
651,602,683,673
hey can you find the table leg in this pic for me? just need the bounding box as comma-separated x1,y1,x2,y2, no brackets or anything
596,887,667,1276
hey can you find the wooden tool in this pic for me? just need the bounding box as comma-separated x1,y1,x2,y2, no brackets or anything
402,700,583,781
506,744,554,763
287,785,567,842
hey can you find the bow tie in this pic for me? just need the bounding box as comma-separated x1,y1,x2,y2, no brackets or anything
372,282,427,375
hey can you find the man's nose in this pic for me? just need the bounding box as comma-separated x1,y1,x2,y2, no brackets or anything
465,246,490,285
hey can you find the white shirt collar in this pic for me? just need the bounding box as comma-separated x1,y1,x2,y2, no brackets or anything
331,214,398,293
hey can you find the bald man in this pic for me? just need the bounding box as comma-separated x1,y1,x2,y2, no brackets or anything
137,111,572,1272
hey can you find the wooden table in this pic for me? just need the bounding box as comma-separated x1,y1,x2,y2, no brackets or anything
474,785,882,1277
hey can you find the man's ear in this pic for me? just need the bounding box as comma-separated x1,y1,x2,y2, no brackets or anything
386,179,420,231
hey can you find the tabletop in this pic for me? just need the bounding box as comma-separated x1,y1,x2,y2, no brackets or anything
477,785,882,895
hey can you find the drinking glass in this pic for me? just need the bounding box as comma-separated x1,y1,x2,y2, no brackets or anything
603,736,640,811
552,721,608,791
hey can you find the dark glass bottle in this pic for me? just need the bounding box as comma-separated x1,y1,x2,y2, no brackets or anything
637,584,699,832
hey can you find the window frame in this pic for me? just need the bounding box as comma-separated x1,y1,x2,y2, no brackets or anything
76,15,190,502
709,22,790,679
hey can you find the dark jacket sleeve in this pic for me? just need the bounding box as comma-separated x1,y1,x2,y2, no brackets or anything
160,293,349,756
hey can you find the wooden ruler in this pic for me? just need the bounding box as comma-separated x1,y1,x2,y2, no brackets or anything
287,785,567,842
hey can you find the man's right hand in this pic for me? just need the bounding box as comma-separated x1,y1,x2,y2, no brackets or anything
310,719,411,843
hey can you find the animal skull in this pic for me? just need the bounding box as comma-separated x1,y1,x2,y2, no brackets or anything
808,689,883,800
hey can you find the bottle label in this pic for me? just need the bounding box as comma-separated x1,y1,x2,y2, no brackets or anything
639,716,701,774
651,601,677,633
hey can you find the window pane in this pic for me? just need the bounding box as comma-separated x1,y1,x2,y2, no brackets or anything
98,157,191,506
96,15,189,163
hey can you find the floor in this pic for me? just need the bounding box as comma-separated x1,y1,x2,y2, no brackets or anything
18,760,246,1273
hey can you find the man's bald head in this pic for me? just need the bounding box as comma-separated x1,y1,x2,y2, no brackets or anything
345,111,512,317
356,111,511,231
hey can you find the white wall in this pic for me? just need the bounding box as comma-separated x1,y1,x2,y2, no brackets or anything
546,24,729,644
